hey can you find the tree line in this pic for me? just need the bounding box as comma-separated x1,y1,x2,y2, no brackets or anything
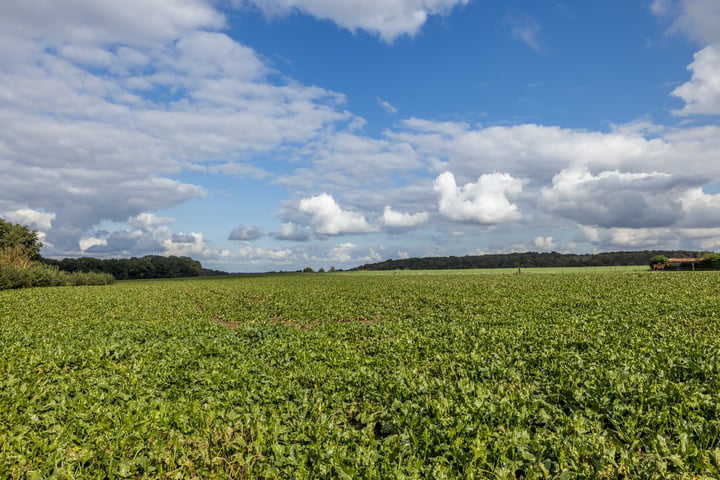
43,255,227,280
1,218,114,289
352,250,705,271
1,217,226,289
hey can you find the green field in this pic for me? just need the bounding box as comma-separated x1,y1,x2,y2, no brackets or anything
349,265,650,275
2,271,720,478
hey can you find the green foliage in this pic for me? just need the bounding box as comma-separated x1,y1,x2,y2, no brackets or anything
649,255,669,267
46,255,206,279
0,218,43,260
303,267,314,273
0,263,114,290
699,253,720,270
355,250,701,270
2,272,720,477
0,245,34,268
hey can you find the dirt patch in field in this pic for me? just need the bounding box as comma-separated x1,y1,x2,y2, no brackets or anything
269,315,383,330
213,317,240,329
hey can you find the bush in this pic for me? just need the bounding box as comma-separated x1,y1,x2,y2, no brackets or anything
699,253,720,270
0,263,31,289
649,255,669,268
0,262,114,290
66,271,114,286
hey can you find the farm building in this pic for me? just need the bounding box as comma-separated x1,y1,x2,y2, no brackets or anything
667,257,702,270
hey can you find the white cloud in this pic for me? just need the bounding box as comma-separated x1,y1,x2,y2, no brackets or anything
672,46,720,115
678,187,720,226
299,193,377,234
228,225,264,241
652,0,720,45
279,132,421,189
236,246,294,262
330,242,357,262
391,121,673,182
506,11,542,51
129,213,174,230
163,232,207,257
533,236,555,250
382,206,429,228
363,249,383,262
0,0,224,47
578,226,673,248
433,171,524,224
208,162,272,179
78,236,107,251
376,97,398,114
540,168,700,228
272,222,311,242
243,0,470,42
0,6,352,253
2,208,55,230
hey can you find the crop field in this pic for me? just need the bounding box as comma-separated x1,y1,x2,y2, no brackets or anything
2,271,720,478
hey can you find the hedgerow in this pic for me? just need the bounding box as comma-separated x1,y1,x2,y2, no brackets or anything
0,262,114,290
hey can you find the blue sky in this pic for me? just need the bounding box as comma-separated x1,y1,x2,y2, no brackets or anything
2,0,720,272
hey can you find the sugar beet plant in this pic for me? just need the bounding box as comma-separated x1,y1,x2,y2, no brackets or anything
1,272,720,478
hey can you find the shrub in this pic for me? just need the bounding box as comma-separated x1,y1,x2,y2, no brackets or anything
67,271,114,286
699,253,720,270
649,255,669,268
0,262,114,290
0,245,34,268
0,263,31,289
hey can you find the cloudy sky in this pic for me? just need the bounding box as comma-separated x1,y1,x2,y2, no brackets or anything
2,0,720,272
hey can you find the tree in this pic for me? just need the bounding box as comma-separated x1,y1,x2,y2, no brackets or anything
0,218,43,260
699,253,720,270
649,255,669,270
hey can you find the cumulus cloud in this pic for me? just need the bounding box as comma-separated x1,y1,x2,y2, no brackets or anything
271,222,310,242
299,193,377,235
229,225,264,241
129,213,174,230
1,208,55,231
578,225,673,248
433,171,524,224
85,229,165,255
540,168,702,228
672,46,720,115
243,0,470,42
80,213,172,256
0,1,352,254
533,236,556,250
678,187,720,226
382,206,429,228
0,0,225,47
652,0,720,45
329,242,357,263
390,120,674,182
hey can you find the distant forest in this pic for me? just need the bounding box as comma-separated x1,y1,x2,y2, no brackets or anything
43,255,228,280
353,250,702,271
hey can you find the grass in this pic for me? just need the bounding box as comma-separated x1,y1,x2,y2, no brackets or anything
1,271,720,478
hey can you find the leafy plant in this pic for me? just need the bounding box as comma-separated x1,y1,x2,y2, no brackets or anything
2,271,720,477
